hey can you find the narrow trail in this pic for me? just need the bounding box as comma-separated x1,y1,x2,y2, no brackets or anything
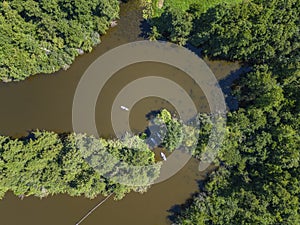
75,193,113,225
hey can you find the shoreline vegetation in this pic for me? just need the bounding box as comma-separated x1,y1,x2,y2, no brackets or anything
0,108,220,201
0,108,213,201
0,129,161,200
0,108,219,201
146,0,299,224
0,0,120,82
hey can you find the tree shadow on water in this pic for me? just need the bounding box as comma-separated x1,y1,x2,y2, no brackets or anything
139,19,151,39
218,66,252,111
145,109,161,120
167,191,199,223
167,174,213,223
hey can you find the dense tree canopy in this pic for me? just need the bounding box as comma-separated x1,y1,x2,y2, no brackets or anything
153,109,184,151
0,131,160,200
175,64,300,225
150,0,299,64
189,0,300,64
0,0,119,81
148,0,300,224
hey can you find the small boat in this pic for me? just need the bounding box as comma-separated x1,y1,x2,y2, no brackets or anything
120,106,129,111
160,152,167,161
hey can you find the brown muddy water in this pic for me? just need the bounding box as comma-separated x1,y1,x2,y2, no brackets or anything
0,1,240,225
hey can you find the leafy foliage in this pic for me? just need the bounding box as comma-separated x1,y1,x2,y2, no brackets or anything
0,131,160,200
150,6,193,45
154,109,184,151
172,60,300,225
189,0,300,64
0,0,119,82
150,0,299,64
149,0,300,224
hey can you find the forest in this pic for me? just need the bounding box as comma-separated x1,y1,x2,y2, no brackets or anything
0,0,119,82
148,0,299,224
0,130,161,200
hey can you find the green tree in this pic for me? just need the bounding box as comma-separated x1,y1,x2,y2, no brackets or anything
0,0,120,81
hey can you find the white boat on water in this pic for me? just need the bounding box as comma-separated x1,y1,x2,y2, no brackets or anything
121,106,129,111
160,152,167,161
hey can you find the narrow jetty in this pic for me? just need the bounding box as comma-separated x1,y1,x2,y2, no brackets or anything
75,193,113,225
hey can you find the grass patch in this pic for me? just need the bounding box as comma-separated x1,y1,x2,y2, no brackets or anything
152,0,243,17
163,0,199,11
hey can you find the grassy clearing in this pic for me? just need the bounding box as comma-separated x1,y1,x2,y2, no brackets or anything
151,0,243,17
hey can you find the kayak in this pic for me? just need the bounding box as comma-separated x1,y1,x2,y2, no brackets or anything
120,105,129,111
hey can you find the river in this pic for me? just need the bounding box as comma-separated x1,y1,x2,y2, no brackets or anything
0,1,240,224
